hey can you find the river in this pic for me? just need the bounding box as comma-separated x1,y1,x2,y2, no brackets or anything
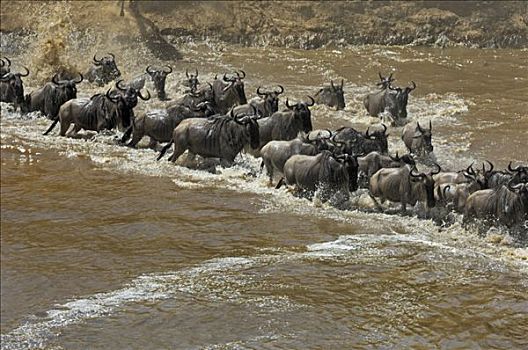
1,44,527,349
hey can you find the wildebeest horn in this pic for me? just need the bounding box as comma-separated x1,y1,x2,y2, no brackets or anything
340,79,344,89
146,65,156,74
18,66,30,77
466,162,476,176
106,88,119,102
207,82,213,89
407,81,417,91
52,73,61,85
365,127,370,138
194,68,198,77
410,167,424,178
0,59,4,67
107,53,115,61
507,179,523,192
275,85,284,94
322,129,333,139
429,120,432,131
256,86,266,96
163,65,172,74
508,161,522,172
381,123,387,134
116,79,127,91
238,70,246,79
483,160,494,174
389,152,400,162
2,57,10,67
306,95,315,106
442,185,451,200
330,80,335,90
72,73,83,84
388,73,394,81
416,122,424,133
223,73,230,82
378,72,383,81
186,69,190,78
138,89,151,101
222,81,234,92
285,98,293,109
431,162,441,175
93,54,102,64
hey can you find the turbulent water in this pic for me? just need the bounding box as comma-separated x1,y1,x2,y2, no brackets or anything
1,34,528,349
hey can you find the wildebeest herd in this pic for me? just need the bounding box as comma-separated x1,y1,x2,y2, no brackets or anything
1,54,526,238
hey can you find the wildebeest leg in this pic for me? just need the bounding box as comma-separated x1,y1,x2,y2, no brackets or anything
147,137,158,150
59,120,72,136
168,143,186,163
67,124,82,138
368,192,384,212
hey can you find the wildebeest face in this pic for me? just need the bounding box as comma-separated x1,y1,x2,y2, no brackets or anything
330,80,345,110
222,71,247,105
1,73,26,104
183,68,199,94
257,85,283,114
146,66,172,100
94,53,121,80
410,163,441,208
286,96,314,133
365,124,388,154
387,81,416,119
414,121,433,153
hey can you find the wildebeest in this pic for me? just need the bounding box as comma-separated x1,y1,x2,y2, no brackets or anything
358,151,415,179
332,124,389,155
0,57,11,76
121,101,215,148
44,81,149,137
173,82,215,110
369,163,441,213
183,68,199,94
233,85,284,118
85,53,121,86
0,66,29,111
128,65,172,100
363,74,415,125
314,79,345,110
157,109,260,167
212,71,247,114
22,73,83,119
402,121,434,156
484,161,528,189
260,133,325,184
248,97,314,156
276,151,359,206
464,180,528,231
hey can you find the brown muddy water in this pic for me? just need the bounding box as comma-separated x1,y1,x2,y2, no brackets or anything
1,43,528,349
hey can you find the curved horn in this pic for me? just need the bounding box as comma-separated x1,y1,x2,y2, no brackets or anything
18,66,30,77
107,53,116,61
73,73,83,84
381,123,387,134
52,73,61,85
163,65,172,74
466,162,476,176
116,79,127,91
285,98,293,109
410,167,424,178
194,68,198,77
3,57,11,66
340,79,344,89
321,128,333,139
416,122,424,133
484,160,494,174
365,127,370,138
431,162,442,175
238,70,246,79
186,69,190,78
508,161,521,172
106,88,119,102
442,185,451,200
429,120,432,131
388,73,394,81
256,86,266,96
389,152,400,162
378,72,383,81
138,89,151,101
223,73,230,82
275,85,284,95
146,65,156,74
408,81,416,91
93,54,102,63
306,95,315,106
330,80,335,90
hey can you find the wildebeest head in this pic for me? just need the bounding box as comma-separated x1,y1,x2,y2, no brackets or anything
389,152,416,167
364,124,389,154
413,121,433,154
93,53,121,80
256,85,284,114
184,68,199,94
318,79,345,110
146,65,172,100
191,101,216,118
1,65,29,105
0,57,11,76
463,162,488,188
222,70,247,104
508,161,528,184
231,107,260,149
335,153,359,191
285,96,314,133
51,72,83,100
508,180,528,207
410,163,441,208
113,80,151,128
386,81,415,119
376,72,395,90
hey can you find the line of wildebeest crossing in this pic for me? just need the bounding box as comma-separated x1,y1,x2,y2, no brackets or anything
1,54,527,238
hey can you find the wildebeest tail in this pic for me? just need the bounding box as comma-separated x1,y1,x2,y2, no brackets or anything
157,140,173,161
43,118,59,135
275,177,285,189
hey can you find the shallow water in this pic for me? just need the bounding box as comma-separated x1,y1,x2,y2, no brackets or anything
1,42,528,349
